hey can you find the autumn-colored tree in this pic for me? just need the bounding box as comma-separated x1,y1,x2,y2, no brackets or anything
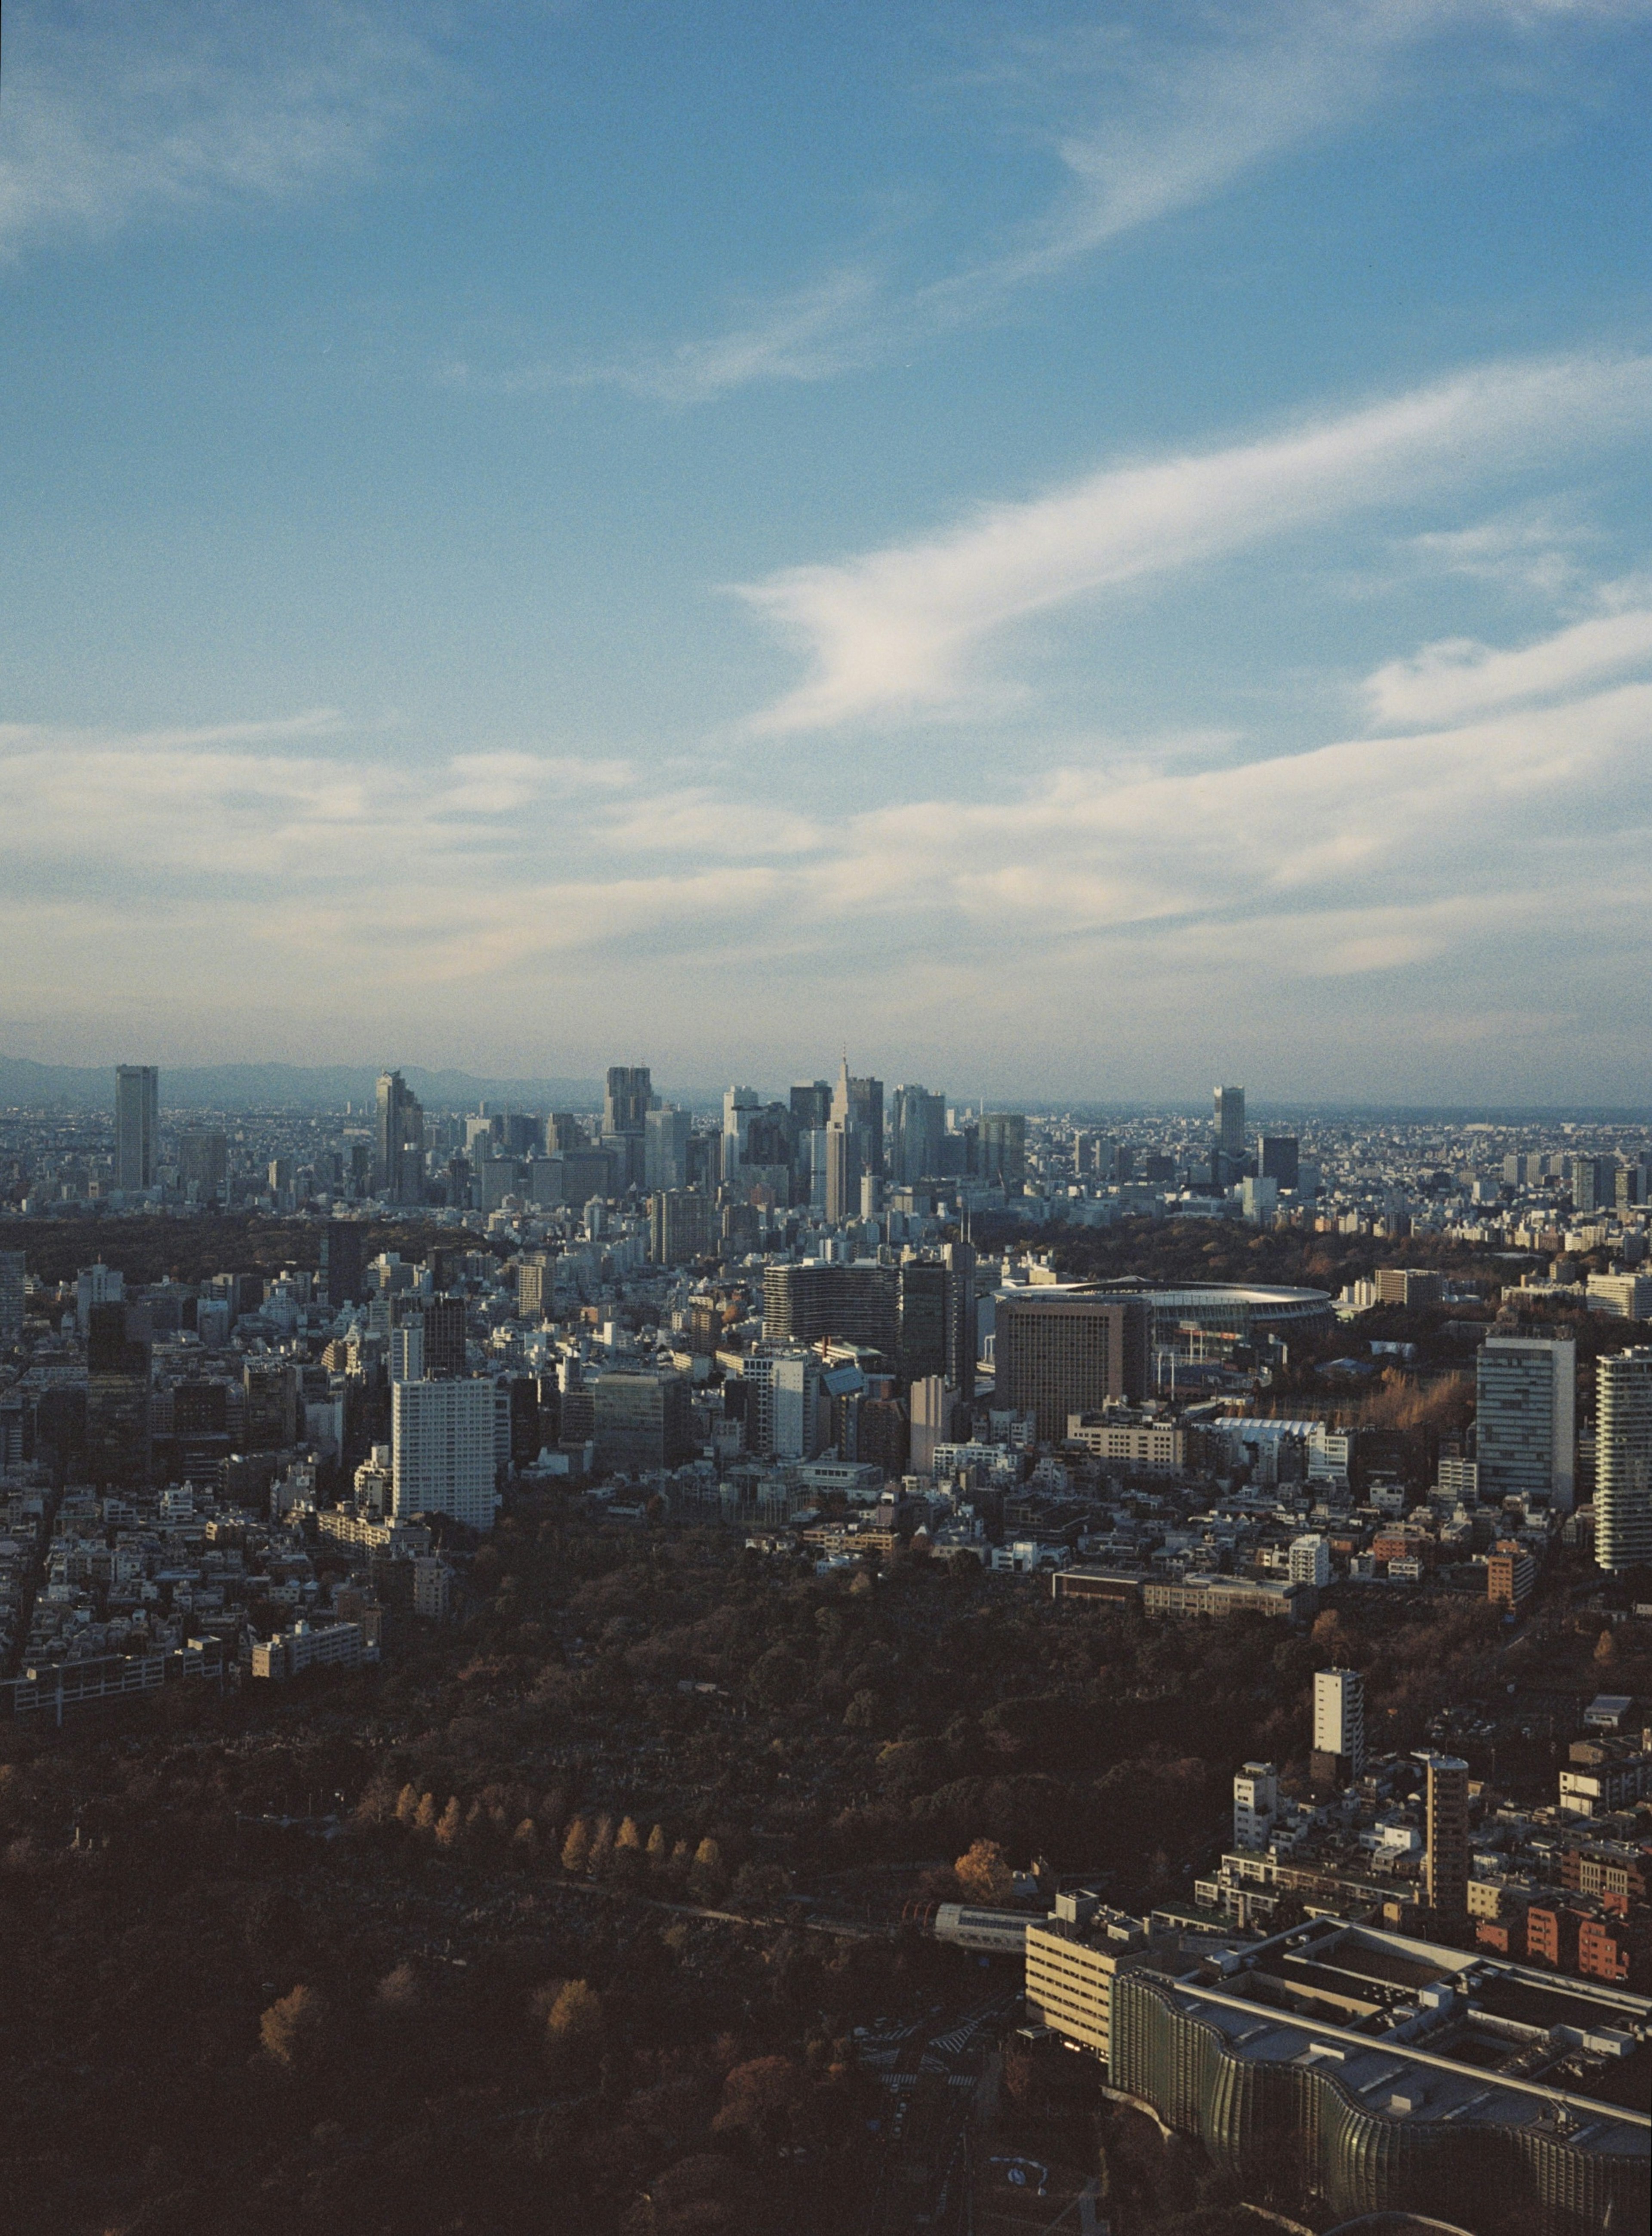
394,1782,419,1825
1595,1627,1618,1666
512,1817,540,1863
612,1815,643,1881
544,1979,604,2080
376,1962,420,2011
561,1816,591,1874
954,1838,1014,1904
712,2055,808,2146
259,1984,329,2070
689,1835,726,1904
645,1822,670,1873
433,1796,463,1850
413,1791,438,1834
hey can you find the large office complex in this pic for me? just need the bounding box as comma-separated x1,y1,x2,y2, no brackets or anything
114,1064,159,1193
1476,1334,1576,1511
391,1377,495,1530
996,1293,1150,1439
1026,1903,1650,2236
1213,1083,1245,1178
1595,1346,1652,1573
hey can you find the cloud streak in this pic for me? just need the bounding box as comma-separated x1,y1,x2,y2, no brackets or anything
736,352,1652,732
0,1,452,252
590,0,1649,400
1365,597,1652,725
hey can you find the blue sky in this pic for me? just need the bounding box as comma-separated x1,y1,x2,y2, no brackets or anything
2,0,1650,1102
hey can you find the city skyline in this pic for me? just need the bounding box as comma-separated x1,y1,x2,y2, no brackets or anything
3,3,1651,1096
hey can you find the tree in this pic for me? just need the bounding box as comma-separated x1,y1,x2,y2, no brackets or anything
544,1979,604,2080
1595,1627,1618,1667
259,1984,329,2070
955,1838,1014,1904
393,1782,420,1825
645,1822,670,1873
612,1815,643,1881
376,1962,420,2010
588,1812,616,1875
512,1817,540,1863
688,1836,726,1904
433,1796,463,1850
561,1816,591,1874
413,1791,438,1834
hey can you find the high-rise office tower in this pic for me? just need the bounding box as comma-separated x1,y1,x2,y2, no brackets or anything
644,1104,690,1191
392,1377,495,1530
317,1220,367,1313
980,1112,1027,1193
1476,1335,1575,1511
890,1085,946,1187
604,1065,653,1136
1569,1155,1615,1215
723,1085,761,1177
996,1294,1149,1440
417,1295,468,1378
823,1122,856,1225
943,1241,977,1398
1213,1085,1245,1180
0,1251,24,1347
176,1130,228,1202
114,1065,159,1193
389,1318,425,1384
847,1074,884,1176
85,1300,152,1487
897,1261,947,1382
1419,1751,1470,1915
790,1080,831,1136
1596,1346,1652,1573
1311,1668,1365,1783
375,1070,425,1204
1260,1136,1299,1191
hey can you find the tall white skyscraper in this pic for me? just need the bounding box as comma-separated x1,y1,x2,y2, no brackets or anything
1596,1347,1652,1574
1476,1335,1575,1511
1312,1668,1365,1779
392,1378,495,1530
114,1065,158,1192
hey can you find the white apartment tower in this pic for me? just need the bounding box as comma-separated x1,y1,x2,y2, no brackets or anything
1313,1668,1365,1780
1596,1347,1652,1574
1288,1533,1331,1588
1233,1762,1278,1851
391,1378,495,1531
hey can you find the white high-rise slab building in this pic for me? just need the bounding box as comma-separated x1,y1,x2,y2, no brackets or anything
1313,1668,1365,1778
1596,1346,1652,1574
1476,1335,1575,1512
392,1378,495,1531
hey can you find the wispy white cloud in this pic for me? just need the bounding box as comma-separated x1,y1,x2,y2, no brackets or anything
736,351,1652,732
1364,595,1652,725
2,671,1648,1089
0,1,453,253
583,0,1649,400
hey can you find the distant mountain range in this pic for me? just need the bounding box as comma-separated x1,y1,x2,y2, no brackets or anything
0,1056,604,1113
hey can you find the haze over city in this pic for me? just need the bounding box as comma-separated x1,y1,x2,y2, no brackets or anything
3,2,1651,1099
